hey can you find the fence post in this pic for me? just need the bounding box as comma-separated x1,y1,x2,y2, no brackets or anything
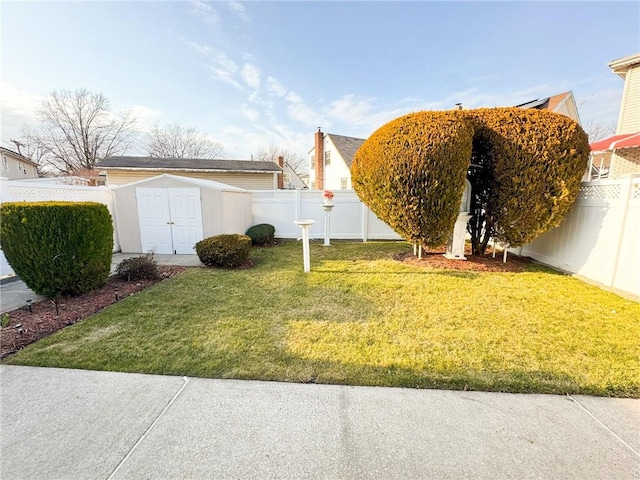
361,203,369,242
610,176,634,288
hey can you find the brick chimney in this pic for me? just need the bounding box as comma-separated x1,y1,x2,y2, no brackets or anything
277,155,284,189
315,127,324,190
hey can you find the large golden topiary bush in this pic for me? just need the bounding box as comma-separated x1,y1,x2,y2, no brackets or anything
351,108,589,253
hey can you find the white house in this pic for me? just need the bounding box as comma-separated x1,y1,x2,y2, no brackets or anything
0,147,39,180
588,53,640,179
308,129,365,191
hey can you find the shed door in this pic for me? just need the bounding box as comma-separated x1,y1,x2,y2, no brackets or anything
168,188,203,254
136,187,203,254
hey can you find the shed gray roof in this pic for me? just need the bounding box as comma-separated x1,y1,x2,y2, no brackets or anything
96,156,281,173
326,134,366,168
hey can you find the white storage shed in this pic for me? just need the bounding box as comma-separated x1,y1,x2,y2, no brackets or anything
112,174,252,254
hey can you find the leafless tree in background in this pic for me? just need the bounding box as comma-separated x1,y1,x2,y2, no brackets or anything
253,145,307,175
17,88,135,174
145,123,225,159
583,120,617,142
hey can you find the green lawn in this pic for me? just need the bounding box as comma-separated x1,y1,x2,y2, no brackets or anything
4,241,639,397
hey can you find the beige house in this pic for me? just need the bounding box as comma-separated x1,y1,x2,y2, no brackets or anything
308,129,365,190
589,53,640,179
516,91,581,123
96,156,281,190
0,147,39,180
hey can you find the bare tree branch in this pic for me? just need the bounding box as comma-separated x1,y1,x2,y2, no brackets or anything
14,88,135,174
583,120,616,142
145,123,225,159
253,145,307,175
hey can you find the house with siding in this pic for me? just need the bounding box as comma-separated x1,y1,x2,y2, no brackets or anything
588,53,640,179
96,156,281,190
0,147,39,180
516,91,581,123
308,129,365,190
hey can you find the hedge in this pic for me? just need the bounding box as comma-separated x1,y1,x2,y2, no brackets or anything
0,202,113,297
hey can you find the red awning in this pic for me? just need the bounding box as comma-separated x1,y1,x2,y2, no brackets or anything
590,132,640,152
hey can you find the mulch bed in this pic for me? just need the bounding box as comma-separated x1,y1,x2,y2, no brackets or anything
394,245,532,273
0,266,185,359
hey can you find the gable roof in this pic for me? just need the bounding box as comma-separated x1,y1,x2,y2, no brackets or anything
96,156,281,173
0,146,39,167
326,134,366,168
515,91,572,112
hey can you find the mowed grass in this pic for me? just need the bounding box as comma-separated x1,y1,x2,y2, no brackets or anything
4,241,639,397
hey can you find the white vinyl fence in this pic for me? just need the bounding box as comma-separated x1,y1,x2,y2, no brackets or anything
0,178,119,277
251,189,401,240
516,176,639,297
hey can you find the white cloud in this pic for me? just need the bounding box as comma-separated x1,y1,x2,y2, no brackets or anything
189,0,219,26
288,102,323,127
241,63,261,90
266,76,287,97
285,92,302,103
126,105,163,133
227,2,249,21
0,82,46,144
209,52,242,89
241,104,260,122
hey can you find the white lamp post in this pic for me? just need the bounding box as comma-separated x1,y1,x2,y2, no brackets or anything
294,220,315,272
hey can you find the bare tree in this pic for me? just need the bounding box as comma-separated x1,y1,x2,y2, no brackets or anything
19,88,135,174
583,120,616,142
145,123,225,159
253,145,307,175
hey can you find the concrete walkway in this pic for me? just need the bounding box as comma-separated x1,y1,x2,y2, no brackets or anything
1,365,638,479
0,253,202,314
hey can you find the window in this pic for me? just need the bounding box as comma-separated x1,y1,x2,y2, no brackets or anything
341,177,348,190
324,151,331,166
2,156,7,171
310,154,315,170
283,173,291,184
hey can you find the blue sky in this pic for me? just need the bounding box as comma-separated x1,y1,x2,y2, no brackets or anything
1,1,638,162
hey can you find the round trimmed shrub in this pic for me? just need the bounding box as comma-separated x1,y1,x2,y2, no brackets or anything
0,202,113,297
245,223,275,245
115,254,159,281
351,110,474,247
195,234,251,268
351,108,589,253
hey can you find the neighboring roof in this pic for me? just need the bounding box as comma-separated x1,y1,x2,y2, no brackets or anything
0,146,39,167
96,156,281,173
608,53,640,78
516,91,572,112
590,132,640,152
112,174,248,192
326,133,366,168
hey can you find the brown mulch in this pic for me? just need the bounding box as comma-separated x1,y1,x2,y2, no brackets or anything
394,245,532,273
0,266,185,359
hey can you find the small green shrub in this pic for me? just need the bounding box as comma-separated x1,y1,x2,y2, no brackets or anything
0,202,113,297
195,234,251,268
115,254,159,281
245,224,276,245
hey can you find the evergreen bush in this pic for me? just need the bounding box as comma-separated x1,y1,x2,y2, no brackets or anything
0,202,113,297
245,224,276,245
351,108,589,254
115,254,159,281
195,234,251,268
